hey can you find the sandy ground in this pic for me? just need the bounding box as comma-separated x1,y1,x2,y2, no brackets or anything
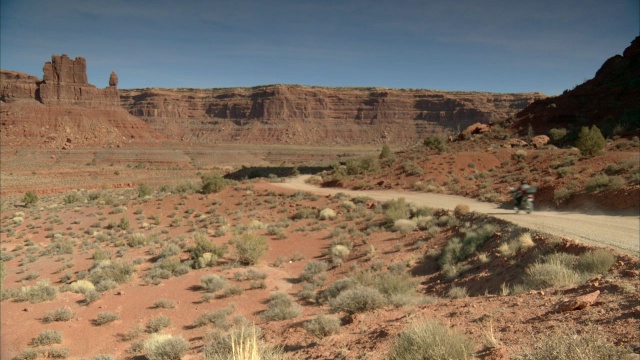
274,176,640,256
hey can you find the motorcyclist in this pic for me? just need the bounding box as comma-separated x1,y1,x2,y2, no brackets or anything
514,180,531,210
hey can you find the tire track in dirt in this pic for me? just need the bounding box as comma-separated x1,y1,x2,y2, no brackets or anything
273,176,640,256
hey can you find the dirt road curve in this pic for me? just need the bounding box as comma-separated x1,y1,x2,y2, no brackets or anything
274,176,640,256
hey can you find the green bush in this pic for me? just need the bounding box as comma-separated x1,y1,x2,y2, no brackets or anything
345,157,379,175
144,333,189,360
575,249,616,275
548,128,567,144
42,307,75,323
439,224,497,269
575,125,606,156
31,330,63,346
379,144,394,160
192,306,234,329
232,233,268,265
88,260,134,286
390,321,474,360
304,314,341,338
138,183,154,198
201,174,228,194
261,292,302,321
22,191,38,207
423,135,446,153
190,233,226,269
383,198,411,225
329,286,386,314
94,311,120,325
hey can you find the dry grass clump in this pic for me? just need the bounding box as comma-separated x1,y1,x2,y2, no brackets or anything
42,307,75,323
31,329,63,346
390,320,474,360
231,233,268,265
94,311,120,326
146,315,172,333
204,324,284,360
330,244,351,265
192,306,235,329
574,249,616,275
447,285,469,299
152,299,176,309
16,280,57,303
304,314,342,338
201,274,227,293
260,292,302,321
498,232,535,257
518,326,631,360
393,219,417,235
143,333,189,360
382,198,411,225
319,208,337,220
329,286,386,314
453,204,470,219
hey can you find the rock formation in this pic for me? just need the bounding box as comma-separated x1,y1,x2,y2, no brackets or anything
109,71,119,87
120,85,544,146
513,36,640,138
1,55,161,147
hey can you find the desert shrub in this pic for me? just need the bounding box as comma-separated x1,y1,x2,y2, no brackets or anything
330,244,351,265
127,233,147,247
44,238,75,256
95,278,118,292
83,289,101,304
44,348,69,359
137,183,153,198
423,135,446,153
88,260,134,285
346,156,379,175
584,174,614,192
393,219,416,235
261,292,302,321
94,311,120,325
318,208,337,220
553,187,574,204
232,233,268,265
17,281,57,303
192,306,234,329
355,271,417,298
190,233,226,269
153,299,175,309
329,286,386,314
383,198,411,225
379,144,394,160
402,161,424,176
299,261,329,283
201,174,229,194
63,191,82,204
204,324,284,360
518,326,631,360
201,274,227,293
146,315,172,333
222,285,244,297
304,314,341,338
522,260,580,290
548,128,567,144
390,321,474,360
13,348,43,360
92,355,116,360
555,166,575,178
42,307,75,323
575,125,606,156
447,286,468,299
318,277,359,303
22,191,38,207
574,249,616,275
31,329,63,346
498,232,535,257
144,333,189,360
66,279,95,294
453,204,470,219
439,224,498,268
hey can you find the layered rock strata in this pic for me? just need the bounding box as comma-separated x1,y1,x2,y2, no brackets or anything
120,86,545,145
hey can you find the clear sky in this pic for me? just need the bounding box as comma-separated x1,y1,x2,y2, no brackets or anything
1,0,638,95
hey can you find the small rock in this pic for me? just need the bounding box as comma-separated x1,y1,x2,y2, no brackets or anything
556,290,600,312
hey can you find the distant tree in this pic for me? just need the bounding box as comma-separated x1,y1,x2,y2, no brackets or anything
137,183,153,198
22,191,38,207
423,135,446,153
575,125,606,156
379,144,393,160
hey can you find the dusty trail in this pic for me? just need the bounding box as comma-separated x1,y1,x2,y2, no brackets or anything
273,176,640,256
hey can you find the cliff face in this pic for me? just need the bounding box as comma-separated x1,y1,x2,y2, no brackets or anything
1,55,162,148
120,85,544,145
514,36,640,137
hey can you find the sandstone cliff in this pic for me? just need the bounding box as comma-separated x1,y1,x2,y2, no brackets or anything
1,55,162,147
120,85,545,146
513,36,640,138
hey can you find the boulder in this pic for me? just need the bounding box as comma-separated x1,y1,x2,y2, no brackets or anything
109,71,118,87
556,290,600,312
459,122,491,140
531,135,550,148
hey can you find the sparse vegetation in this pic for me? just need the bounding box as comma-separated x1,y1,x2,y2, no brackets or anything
304,314,341,338
42,307,75,323
232,233,268,265
144,333,189,360
94,311,120,325
31,330,63,346
390,321,474,360
261,292,302,321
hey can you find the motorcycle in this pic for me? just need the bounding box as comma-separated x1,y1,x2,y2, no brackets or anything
512,186,536,214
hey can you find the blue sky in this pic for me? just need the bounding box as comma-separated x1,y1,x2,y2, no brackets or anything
1,0,638,95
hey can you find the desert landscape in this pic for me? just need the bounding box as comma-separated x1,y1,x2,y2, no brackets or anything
1,20,639,360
